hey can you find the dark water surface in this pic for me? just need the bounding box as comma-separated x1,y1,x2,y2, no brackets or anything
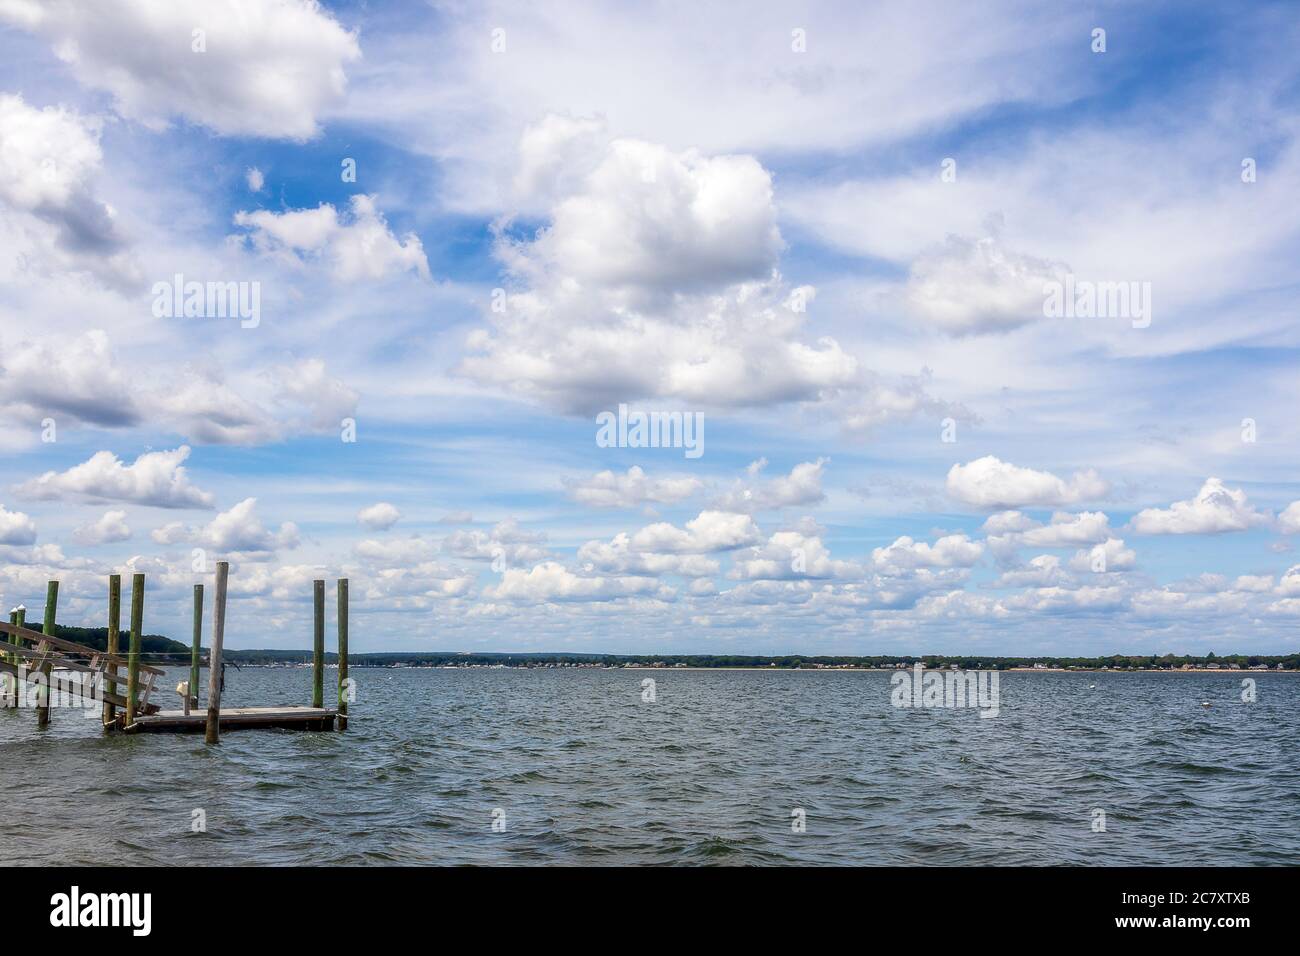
2,668,1297,865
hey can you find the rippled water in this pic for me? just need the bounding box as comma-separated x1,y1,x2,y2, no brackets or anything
2,667,1297,865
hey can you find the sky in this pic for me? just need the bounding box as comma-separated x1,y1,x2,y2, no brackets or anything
1,0,1299,657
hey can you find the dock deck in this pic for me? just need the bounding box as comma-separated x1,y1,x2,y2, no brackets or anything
124,706,338,734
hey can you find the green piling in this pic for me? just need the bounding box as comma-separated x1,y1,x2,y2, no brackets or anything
337,578,348,731
104,574,121,726
36,581,58,729
190,584,203,711
125,573,144,727
312,580,325,709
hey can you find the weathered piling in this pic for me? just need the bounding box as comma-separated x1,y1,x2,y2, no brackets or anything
312,580,325,709
3,608,15,708
8,607,24,709
124,574,144,726
204,562,229,744
36,581,58,729
337,578,349,731
104,574,121,725
189,584,203,711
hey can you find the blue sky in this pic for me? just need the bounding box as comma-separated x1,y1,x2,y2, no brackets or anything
1,0,1299,656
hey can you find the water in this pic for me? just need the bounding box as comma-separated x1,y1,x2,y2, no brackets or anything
2,668,1297,865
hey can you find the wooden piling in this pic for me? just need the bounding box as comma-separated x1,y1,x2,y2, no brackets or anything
3,609,14,708
190,584,203,712
124,574,144,727
36,581,58,729
337,578,348,731
104,574,121,725
312,580,325,709
9,607,24,709
204,562,229,745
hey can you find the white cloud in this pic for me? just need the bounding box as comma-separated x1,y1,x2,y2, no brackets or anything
871,534,984,573
629,510,762,554
712,458,827,514
946,456,1110,509
1278,500,1300,534
442,518,550,566
0,502,37,545
459,127,858,413
2,0,360,139
15,446,215,509
0,330,140,427
233,195,429,281
195,497,299,553
1017,511,1113,548
564,466,702,509
730,530,856,581
484,561,663,603
904,233,1068,335
73,509,131,545
245,166,265,192
1130,478,1268,535
0,93,133,281
357,502,402,530
577,533,718,577
1067,538,1136,573
991,555,1066,588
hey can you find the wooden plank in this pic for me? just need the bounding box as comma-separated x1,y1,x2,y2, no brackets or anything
126,705,336,735
0,621,165,676
0,658,156,713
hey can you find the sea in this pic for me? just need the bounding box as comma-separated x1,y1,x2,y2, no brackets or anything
2,667,1297,865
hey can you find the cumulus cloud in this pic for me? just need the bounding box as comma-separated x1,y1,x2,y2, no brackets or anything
233,195,429,281
1278,500,1300,534
904,233,1068,335
0,502,37,545
712,458,827,514
0,330,141,428
730,530,857,581
946,456,1110,509
1,0,360,139
357,502,402,530
871,534,984,573
459,125,858,413
578,533,719,578
564,466,702,509
194,497,299,553
15,446,215,509
1067,538,1136,573
1130,478,1268,535
0,93,133,280
442,518,550,566
629,510,762,554
484,561,663,603
73,509,131,545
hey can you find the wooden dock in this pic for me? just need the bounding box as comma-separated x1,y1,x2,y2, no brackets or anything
2,564,352,741
124,705,338,734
